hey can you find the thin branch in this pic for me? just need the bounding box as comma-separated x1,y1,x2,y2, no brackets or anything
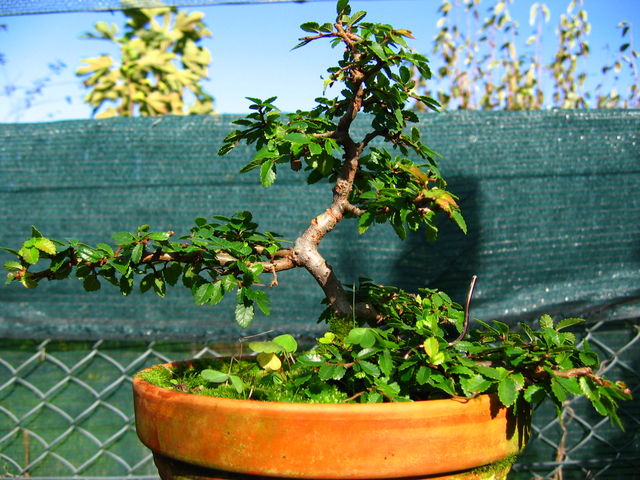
448,275,478,346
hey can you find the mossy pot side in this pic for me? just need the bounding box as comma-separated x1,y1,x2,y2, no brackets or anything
133,361,532,480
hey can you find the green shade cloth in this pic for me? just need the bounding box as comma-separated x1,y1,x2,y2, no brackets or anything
1,110,639,342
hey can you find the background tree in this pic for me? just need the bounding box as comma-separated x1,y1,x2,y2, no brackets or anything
414,0,639,111
77,7,214,118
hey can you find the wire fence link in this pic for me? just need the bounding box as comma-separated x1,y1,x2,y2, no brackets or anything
1,319,638,479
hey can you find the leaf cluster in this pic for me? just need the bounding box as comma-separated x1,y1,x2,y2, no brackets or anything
77,7,214,118
148,281,631,428
217,1,465,242
3,214,284,328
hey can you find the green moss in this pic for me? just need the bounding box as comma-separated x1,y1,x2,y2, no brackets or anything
137,357,353,404
137,358,252,398
327,314,354,341
458,454,518,480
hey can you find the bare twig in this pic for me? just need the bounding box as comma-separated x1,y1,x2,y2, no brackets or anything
448,275,478,346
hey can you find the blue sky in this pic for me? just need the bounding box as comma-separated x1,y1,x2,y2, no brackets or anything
1,0,638,123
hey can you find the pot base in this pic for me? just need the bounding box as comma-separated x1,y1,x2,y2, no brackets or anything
153,451,515,480
135,365,529,480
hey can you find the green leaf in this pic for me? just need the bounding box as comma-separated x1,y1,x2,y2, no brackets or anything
300,21,321,33
247,340,282,354
96,243,114,255
391,220,407,241
119,273,133,296
450,210,467,234
0,246,21,257
579,377,600,402
112,232,137,245
194,283,214,306
229,375,244,394
131,243,143,264
255,291,271,315
429,376,456,397
590,398,608,417
416,366,430,385
524,384,546,404
235,303,254,328
148,232,171,242
398,65,412,85
493,321,510,336
423,337,439,360
221,275,238,292
201,369,229,383
519,322,537,343
209,281,224,306
284,132,309,144
551,378,567,403
83,274,101,292
359,360,381,377
319,364,337,381
425,223,438,242
498,376,518,407
556,317,585,331
140,273,155,294
110,255,130,276
260,161,277,187
239,157,266,174
296,353,324,366
153,276,166,298
462,375,492,395
19,245,39,265
164,262,182,286
539,314,554,329
579,351,598,366
555,376,583,396
378,350,393,377
358,211,375,234
477,366,509,381
347,328,376,348
34,238,57,255
348,10,366,26
4,261,23,272
308,142,323,156
273,334,298,353
368,42,388,61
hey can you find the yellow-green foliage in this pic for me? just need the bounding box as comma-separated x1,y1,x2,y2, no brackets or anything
77,7,214,118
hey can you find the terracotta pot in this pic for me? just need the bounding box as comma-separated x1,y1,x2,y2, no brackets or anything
134,362,530,480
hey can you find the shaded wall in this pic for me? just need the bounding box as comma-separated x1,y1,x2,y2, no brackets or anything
1,111,638,341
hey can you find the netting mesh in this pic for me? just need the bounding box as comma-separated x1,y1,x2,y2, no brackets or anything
0,0,333,17
0,110,639,479
1,111,639,342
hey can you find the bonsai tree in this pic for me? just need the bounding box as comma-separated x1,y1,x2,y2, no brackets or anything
2,0,631,423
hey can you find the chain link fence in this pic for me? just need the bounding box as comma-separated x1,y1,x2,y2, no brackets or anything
1,317,638,479
0,339,225,478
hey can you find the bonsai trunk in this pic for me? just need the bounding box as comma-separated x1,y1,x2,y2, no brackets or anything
291,78,379,324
